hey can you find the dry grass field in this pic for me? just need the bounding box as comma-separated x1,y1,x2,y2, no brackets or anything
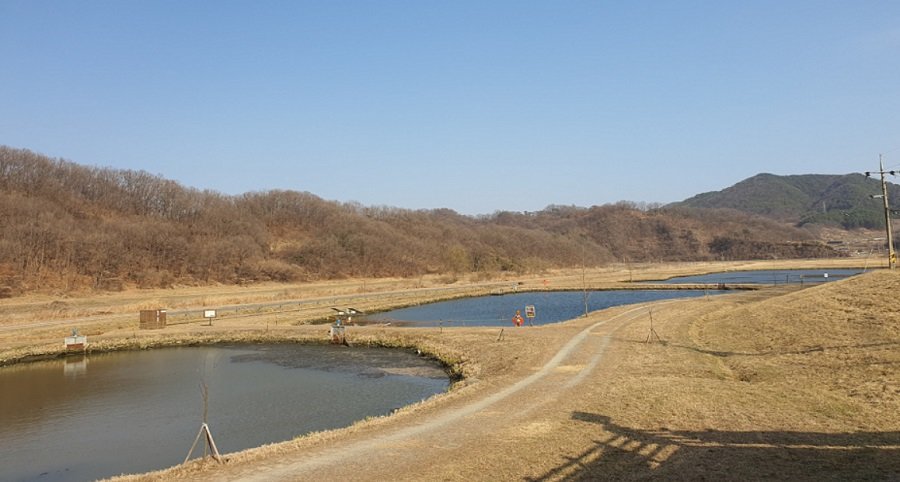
2,258,898,480
567,271,900,480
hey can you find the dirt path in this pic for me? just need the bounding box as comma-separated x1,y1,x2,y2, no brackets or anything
179,303,661,481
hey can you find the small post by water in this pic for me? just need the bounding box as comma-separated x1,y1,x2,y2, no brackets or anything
525,305,536,327
185,423,222,464
329,313,348,345
185,382,222,464
581,246,589,317
645,308,662,343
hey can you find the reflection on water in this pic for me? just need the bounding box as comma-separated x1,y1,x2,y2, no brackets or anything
63,355,87,378
0,344,448,482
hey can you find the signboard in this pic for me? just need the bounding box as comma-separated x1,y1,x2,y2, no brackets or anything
204,310,217,318
64,335,87,350
525,305,536,318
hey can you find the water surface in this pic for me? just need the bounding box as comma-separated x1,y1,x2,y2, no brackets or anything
647,269,863,285
0,344,448,482
365,290,720,327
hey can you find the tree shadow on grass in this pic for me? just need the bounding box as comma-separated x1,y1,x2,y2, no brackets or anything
527,412,900,481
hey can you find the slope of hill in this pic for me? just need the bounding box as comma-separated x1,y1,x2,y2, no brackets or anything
0,146,839,294
675,173,900,229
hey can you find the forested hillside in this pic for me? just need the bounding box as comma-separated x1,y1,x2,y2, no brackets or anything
675,173,900,229
0,147,838,295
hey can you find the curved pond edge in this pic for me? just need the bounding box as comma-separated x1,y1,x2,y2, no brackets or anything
306,285,759,325
0,330,473,481
0,331,469,386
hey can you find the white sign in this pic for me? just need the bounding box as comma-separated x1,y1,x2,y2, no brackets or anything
204,310,217,318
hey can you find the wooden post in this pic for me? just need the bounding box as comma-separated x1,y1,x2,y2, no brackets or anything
184,423,222,464
645,308,662,343
184,381,223,464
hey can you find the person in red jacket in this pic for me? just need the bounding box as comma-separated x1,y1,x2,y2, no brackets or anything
512,310,524,327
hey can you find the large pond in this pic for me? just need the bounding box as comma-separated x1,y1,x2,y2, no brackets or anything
646,269,864,285
0,344,449,482
364,290,721,327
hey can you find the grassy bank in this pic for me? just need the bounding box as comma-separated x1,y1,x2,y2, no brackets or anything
3,259,896,480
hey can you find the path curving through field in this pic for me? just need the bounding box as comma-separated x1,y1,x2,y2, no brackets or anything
192,302,662,481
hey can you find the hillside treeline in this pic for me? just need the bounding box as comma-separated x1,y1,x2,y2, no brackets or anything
0,146,838,295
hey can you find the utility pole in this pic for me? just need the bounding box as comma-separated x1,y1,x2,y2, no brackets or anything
581,244,589,317
866,154,896,269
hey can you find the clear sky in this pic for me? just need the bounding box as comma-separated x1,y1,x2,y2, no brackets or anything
2,1,899,215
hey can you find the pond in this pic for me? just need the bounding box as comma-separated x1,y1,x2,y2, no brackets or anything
363,290,721,327
646,269,864,285
0,344,449,482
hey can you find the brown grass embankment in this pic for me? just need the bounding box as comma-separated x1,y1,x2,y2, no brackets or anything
6,259,895,480
534,270,900,480
124,271,900,481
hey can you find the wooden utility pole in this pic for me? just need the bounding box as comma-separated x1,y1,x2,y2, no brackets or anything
882,156,896,270
581,244,589,317
645,308,661,343
866,154,896,269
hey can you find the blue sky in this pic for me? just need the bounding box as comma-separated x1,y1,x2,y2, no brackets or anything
2,1,899,215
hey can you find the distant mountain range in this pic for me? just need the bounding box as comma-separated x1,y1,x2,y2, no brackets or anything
674,173,900,229
0,146,841,294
